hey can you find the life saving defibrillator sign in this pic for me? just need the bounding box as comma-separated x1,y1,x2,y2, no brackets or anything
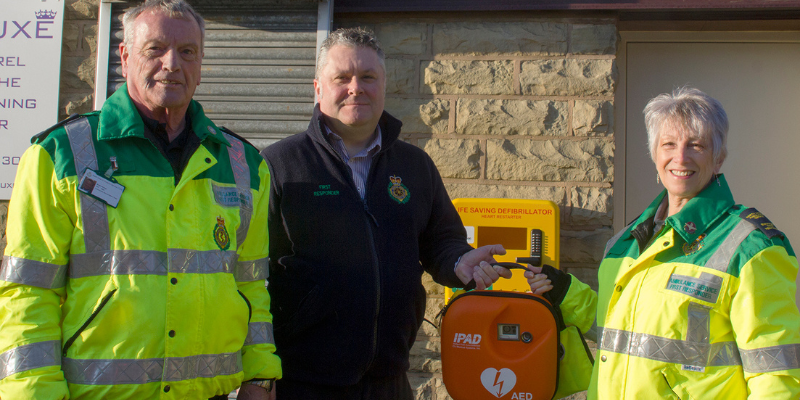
449,198,560,297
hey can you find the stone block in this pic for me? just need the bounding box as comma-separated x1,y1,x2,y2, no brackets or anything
561,228,614,264
573,100,613,136
432,22,567,56
420,139,481,179
62,23,83,53
456,99,568,136
422,60,513,95
379,23,428,55
66,0,99,20
571,24,617,55
409,374,451,400
62,93,94,116
487,139,614,182
83,23,98,54
520,59,616,96
422,272,445,295
385,58,416,94
0,201,8,257
384,98,449,134
60,56,95,90
564,266,599,292
409,344,442,373
570,187,612,225
445,184,566,206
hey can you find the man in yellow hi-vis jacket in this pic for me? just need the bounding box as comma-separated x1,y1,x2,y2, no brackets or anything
0,1,280,399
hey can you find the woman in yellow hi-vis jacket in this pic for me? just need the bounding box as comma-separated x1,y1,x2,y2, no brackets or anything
528,87,800,399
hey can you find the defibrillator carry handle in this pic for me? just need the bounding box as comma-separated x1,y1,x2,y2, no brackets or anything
461,262,530,291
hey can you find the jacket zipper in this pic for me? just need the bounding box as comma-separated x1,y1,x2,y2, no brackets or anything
62,289,117,356
361,148,384,371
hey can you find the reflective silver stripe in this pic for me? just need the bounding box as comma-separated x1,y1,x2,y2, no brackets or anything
224,133,253,250
705,219,756,273
169,249,238,274
69,249,238,278
600,328,742,367
244,322,275,346
687,302,710,344
0,340,61,380
604,220,635,259
740,344,800,373
0,256,67,289
235,258,269,282
63,352,242,385
65,117,110,253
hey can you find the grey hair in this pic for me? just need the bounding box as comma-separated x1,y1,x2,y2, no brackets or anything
643,86,728,166
122,0,205,51
316,27,385,79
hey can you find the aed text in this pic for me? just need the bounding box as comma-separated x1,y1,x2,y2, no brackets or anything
511,393,534,400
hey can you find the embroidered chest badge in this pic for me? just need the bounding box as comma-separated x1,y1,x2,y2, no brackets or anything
683,233,706,256
213,216,231,250
388,175,410,204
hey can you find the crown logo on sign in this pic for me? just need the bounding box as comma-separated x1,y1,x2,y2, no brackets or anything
35,10,57,20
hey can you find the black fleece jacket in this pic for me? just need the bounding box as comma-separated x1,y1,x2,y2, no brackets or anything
261,105,472,385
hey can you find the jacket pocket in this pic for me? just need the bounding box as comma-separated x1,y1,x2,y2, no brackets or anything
274,285,333,338
62,288,117,356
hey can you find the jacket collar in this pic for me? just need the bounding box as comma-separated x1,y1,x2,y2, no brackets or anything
307,103,403,155
97,83,230,146
632,174,735,248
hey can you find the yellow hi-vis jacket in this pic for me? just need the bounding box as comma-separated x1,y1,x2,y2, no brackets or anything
560,175,800,399
0,84,280,399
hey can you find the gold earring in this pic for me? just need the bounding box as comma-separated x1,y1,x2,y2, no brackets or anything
657,173,660,184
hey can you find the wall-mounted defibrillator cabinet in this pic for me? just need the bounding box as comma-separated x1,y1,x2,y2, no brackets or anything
446,198,560,301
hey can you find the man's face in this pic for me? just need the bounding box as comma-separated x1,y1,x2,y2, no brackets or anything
314,45,385,135
120,10,203,115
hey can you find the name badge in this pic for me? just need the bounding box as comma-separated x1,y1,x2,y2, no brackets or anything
78,169,125,208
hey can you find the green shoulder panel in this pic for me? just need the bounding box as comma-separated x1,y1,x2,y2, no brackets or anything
726,205,795,276
193,127,264,191
33,112,101,181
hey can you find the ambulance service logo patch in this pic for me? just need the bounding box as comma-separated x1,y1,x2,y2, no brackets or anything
683,233,706,256
481,368,516,398
387,175,410,204
213,216,231,250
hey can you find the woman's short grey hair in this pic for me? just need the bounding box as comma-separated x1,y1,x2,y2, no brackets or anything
316,27,385,79
122,0,205,51
644,86,728,166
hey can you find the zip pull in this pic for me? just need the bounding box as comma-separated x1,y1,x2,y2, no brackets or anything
103,157,118,178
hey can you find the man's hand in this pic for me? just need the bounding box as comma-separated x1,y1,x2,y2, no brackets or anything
237,382,275,400
455,244,511,290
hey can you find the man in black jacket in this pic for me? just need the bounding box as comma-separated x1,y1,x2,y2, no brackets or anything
261,27,513,399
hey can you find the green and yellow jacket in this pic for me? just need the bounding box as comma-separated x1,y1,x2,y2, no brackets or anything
0,84,280,399
561,174,800,399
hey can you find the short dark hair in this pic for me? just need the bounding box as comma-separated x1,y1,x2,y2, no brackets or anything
316,27,385,79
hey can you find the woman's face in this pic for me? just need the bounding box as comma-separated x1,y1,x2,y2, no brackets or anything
655,124,722,202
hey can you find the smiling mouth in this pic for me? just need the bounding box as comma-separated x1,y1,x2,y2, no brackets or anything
156,80,183,85
670,170,695,177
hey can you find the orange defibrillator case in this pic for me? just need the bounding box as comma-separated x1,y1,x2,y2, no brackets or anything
440,289,561,400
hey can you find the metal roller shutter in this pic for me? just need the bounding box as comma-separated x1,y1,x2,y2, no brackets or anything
107,1,318,149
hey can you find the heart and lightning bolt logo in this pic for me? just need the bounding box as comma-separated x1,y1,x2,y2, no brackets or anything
480,368,517,398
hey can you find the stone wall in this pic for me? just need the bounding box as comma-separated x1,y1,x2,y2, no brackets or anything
337,13,618,400
0,0,99,259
